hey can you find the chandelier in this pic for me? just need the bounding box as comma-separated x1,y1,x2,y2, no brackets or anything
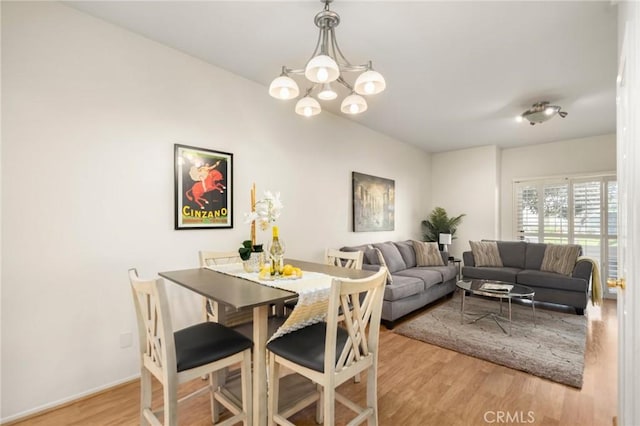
516,101,568,125
268,0,386,117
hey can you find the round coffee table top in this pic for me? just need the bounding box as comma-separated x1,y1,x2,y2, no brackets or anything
456,279,535,298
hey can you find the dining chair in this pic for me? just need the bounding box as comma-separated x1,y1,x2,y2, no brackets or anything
284,249,364,315
129,268,252,425
199,250,254,327
325,248,364,270
266,266,387,426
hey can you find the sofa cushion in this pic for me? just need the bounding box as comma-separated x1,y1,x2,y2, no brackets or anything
469,241,503,267
412,241,445,266
394,268,445,289
524,243,547,270
540,244,581,276
496,241,526,269
462,266,519,283
383,275,425,301
394,240,417,268
373,242,407,273
421,265,457,282
517,270,588,293
341,244,380,266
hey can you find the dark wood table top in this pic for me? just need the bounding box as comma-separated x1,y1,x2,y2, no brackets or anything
159,267,294,311
159,258,377,311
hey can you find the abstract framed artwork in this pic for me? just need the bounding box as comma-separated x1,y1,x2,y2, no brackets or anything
174,144,233,229
352,171,395,232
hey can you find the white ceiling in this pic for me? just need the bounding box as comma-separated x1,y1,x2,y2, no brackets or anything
65,1,618,153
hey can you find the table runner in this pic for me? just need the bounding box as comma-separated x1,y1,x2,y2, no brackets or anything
205,263,333,341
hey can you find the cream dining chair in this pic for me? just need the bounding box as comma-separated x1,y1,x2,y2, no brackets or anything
129,268,252,425
325,248,364,270
199,250,254,327
284,249,364,315
266,267,387,426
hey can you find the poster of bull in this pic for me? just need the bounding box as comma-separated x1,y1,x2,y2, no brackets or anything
174,144,233,229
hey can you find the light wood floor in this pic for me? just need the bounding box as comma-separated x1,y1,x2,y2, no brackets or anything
9,299,617,426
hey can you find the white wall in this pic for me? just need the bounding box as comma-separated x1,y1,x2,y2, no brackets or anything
500,134,616,239
0,2,431,420
430,145,500,258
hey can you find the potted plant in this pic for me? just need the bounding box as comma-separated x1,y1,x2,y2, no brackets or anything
421,207,465,250
239,240,264,272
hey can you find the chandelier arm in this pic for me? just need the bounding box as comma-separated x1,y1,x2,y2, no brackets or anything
336,76,354,91
340,64,371,73
330,28,353,67
306,27,324,65
283,67,306,75
282,64,368,75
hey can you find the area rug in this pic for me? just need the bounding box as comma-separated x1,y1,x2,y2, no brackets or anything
394,294,587,388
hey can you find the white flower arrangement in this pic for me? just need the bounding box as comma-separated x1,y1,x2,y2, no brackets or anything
244,190,283,230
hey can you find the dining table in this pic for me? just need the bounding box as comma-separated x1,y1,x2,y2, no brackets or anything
159,258,376,426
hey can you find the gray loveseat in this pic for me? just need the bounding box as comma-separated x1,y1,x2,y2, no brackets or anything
462,241,594,315
341,240,457,327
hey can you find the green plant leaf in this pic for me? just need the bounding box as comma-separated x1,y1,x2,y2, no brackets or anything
238,246,251,260
421,207,466,242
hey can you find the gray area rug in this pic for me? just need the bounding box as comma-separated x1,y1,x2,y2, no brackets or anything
394,294,587,388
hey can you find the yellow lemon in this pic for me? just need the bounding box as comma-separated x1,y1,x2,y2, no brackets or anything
283,264,294,276
258,265,271,280
293,267,303,278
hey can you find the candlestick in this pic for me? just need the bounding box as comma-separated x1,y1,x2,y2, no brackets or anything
250,183,256,246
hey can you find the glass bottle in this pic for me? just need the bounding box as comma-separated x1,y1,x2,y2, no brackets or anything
269,225,284,276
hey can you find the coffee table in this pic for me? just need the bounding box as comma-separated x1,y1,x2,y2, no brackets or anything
456,279,535,335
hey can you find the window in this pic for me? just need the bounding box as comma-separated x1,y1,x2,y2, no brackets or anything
514,175,617,297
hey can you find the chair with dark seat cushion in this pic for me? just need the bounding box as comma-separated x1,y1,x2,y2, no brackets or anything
267,267,387,425
129,268,252,425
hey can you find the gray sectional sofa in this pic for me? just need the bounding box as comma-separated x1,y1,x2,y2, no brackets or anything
462,240,594,315
341,240,457,327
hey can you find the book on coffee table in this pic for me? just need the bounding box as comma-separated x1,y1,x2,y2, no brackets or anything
480,283,514,292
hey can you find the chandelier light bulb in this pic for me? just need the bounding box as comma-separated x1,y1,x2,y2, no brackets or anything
364,82,375,94
295,96,321,117
544,107,555,115
515,115,524,123
317,83,338,101
354,70,386,96
341,94,368,114
316,67,329,82
305,55,340,83
268,75,299,100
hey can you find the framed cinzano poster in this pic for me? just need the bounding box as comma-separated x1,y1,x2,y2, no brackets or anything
352,171,395,232
174,144,233,229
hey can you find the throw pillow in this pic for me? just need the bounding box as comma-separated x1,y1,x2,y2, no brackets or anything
374,248,394,284
540,244,581,276
373,242,407,273
469,241,503,267
412,240,445,266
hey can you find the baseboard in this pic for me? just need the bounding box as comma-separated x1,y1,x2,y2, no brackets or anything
1,374,140,425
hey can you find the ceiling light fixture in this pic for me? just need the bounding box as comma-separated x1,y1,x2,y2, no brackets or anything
268,0,386,117
517,101,568,125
